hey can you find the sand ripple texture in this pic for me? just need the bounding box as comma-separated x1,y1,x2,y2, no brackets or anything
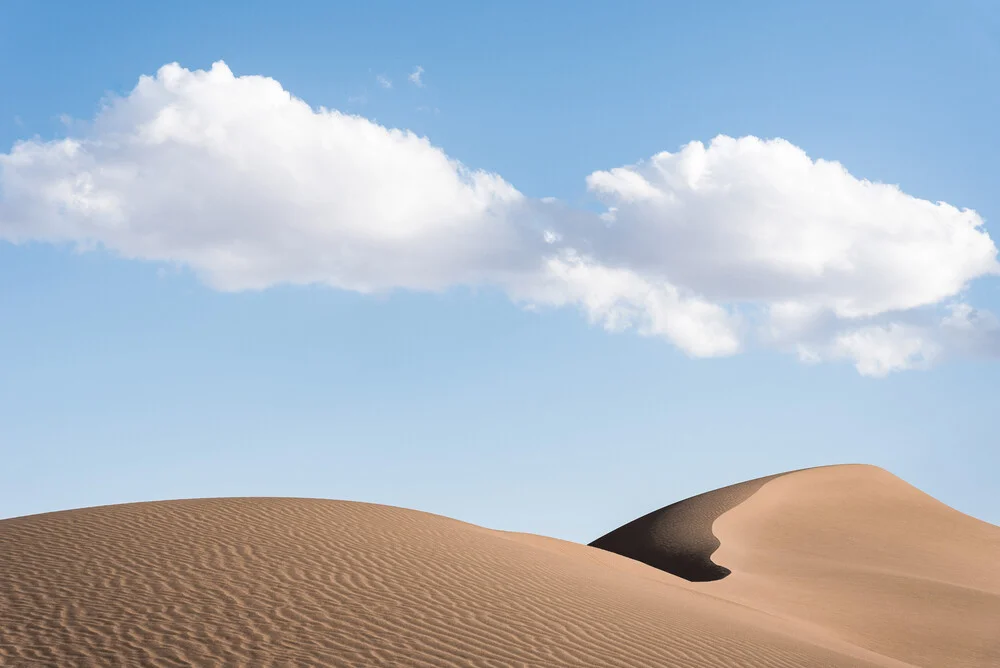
1,464,997,666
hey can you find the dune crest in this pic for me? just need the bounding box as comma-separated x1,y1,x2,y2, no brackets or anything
710,465,1000,668
594,464,1000,668
588,471,791,581
1,465,997,666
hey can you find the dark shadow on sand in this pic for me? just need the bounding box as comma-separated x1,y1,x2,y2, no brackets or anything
589,472,790,582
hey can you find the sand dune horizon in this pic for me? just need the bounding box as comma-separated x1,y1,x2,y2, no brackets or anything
2,463,998,667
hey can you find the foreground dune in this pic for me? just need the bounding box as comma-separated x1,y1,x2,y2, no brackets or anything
1,465,997,666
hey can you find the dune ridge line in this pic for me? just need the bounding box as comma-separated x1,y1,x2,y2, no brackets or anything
2,464,997,667
588,469,804,581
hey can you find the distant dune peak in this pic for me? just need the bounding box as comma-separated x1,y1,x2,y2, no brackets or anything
589,472,789,581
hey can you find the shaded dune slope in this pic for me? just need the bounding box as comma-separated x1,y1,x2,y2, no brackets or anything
0,496,891,667
589,471,791,581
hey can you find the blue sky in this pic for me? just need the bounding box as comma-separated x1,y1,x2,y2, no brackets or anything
1,0,998,538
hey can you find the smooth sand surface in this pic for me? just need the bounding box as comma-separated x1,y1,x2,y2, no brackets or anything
1,465,996,666
708,465,1000,668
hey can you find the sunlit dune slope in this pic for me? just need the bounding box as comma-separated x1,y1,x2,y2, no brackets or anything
4,495,892,667
1,464,997,666
595,464,1000,668
709,465,1000,668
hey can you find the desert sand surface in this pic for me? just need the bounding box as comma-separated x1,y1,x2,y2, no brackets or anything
589,470,789,581
1,465,997,667
708,465,1000,668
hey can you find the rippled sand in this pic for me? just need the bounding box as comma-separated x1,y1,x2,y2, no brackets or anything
2,464,997,666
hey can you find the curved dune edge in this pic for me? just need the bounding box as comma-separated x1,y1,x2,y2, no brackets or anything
3,495,901,667
2,466,997,667
706,464,1000,668
588,469,800,581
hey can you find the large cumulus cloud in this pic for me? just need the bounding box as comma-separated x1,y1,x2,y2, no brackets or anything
2,61,997,375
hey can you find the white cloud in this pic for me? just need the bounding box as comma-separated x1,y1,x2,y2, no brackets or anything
830,324,941,377
408,66,425,87
581,136,998,373
376,74,392,89
1,62,997,375
585,137,997,318
0,62,524,293
512,251,742,357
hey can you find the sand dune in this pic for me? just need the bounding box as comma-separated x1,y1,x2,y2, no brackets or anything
708,465,1000,668
589,470,790,581
1,465,997,666
594,464,1000,668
